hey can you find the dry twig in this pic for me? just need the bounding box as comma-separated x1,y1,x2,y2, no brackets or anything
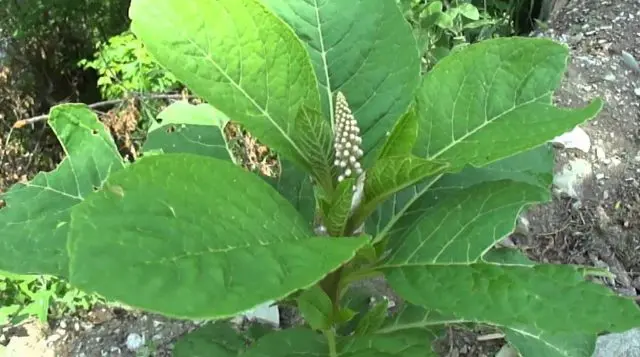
12,93,194,129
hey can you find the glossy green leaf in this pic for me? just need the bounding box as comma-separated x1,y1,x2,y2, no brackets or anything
173,322,249,357
0,104,124,277
67,154,369,318
261,0,421,164
142,101,234,161
376,105,419,160
415,37,602,170
129,0,334,186
384,263,640,334
297,285,334,330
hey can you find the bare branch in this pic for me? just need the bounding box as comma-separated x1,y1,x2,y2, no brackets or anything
12,93,196,129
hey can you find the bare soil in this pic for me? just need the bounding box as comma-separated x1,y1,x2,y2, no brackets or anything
1,0,640,356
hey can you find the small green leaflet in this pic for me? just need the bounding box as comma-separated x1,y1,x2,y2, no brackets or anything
129,0,333,188
354,156,448,229
375,105,419,160
354,298,388,336
297,285,334,331
0,104,124,277
321,178,355,236
67,153,368,319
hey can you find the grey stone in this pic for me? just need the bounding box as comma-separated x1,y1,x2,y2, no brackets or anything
593,329,640,357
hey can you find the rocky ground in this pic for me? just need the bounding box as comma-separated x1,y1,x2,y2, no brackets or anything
2,0,640,356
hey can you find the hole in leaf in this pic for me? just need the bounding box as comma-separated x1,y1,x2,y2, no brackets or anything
166,125,176,133
92,186,99,192
91,129,98,135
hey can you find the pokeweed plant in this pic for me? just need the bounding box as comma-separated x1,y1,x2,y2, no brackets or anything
0,0,639,356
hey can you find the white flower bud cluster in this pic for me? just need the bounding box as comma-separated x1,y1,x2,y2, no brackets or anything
333,92,363,182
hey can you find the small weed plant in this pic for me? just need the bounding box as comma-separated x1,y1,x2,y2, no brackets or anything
398,0,514,69
0,272,99,326
1,0,639,356
78,30,180,100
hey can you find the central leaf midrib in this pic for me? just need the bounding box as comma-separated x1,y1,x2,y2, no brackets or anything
313,0,334,129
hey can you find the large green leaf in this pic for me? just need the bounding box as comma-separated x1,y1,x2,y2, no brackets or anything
261,0,421,164
485,248,598,357
129,0,334,189
141,102,317,229
384,263,640,334
377,297,597,356
368,144,553,246
0,104,124,277
142,101,234,161
67,153,368,319
382,179,547,264
415,37,602,170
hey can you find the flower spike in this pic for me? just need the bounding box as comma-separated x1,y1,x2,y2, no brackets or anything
333,92,363,183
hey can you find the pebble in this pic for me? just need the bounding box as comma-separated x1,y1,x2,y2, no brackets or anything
551,126,591,153
125,333,144,351
553,158,593,199
595,146,607,161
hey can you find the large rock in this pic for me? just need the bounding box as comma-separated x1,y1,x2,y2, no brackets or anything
593,329,640,357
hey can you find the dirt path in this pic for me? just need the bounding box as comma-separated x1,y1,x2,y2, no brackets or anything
523,0,640,299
